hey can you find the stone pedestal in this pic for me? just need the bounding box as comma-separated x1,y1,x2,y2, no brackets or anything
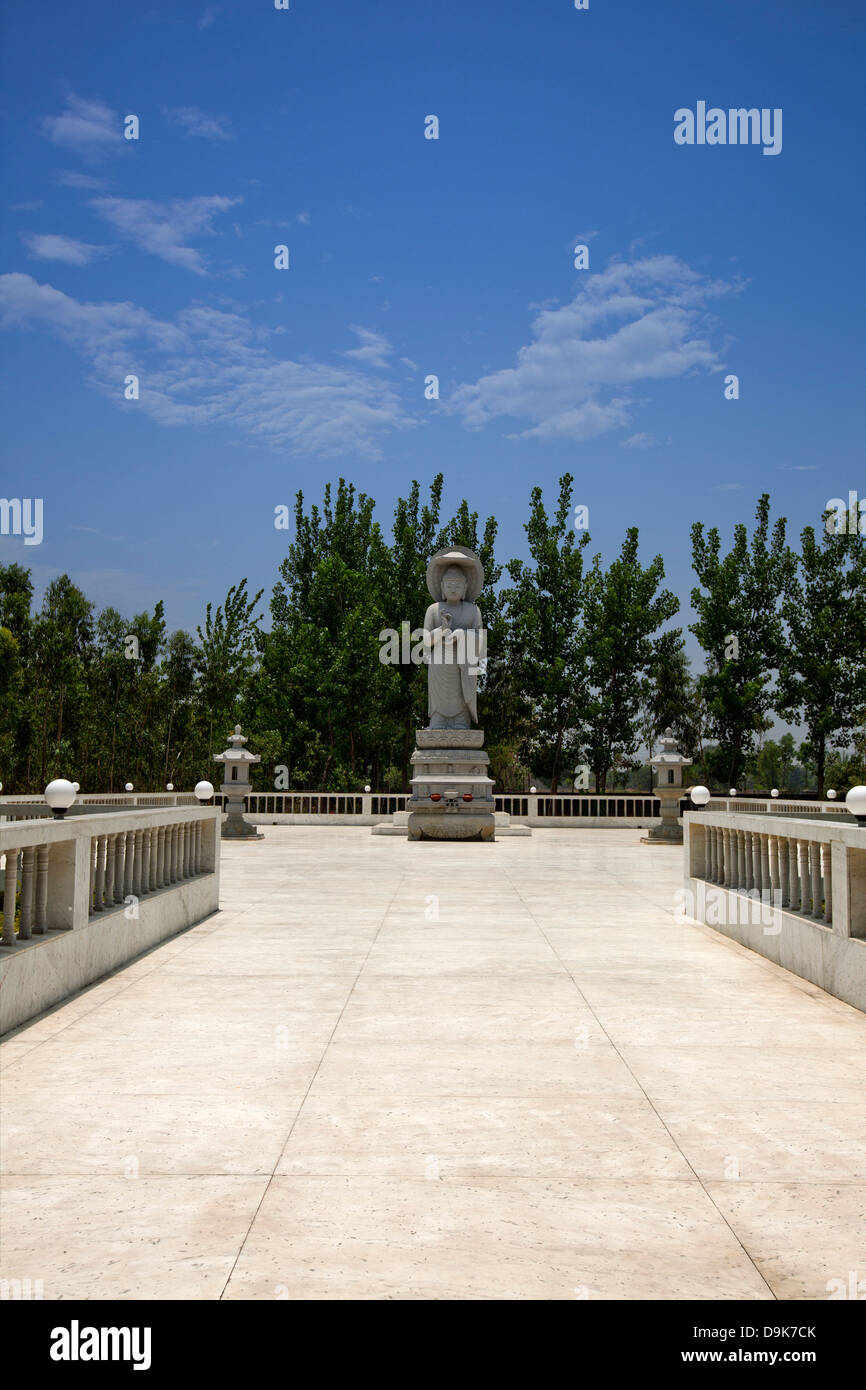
640,786,684,845
407,729,496,841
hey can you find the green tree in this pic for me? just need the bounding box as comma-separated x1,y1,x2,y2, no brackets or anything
777,518,866,798
582,530,679,791
503,474,590,793
690,494,790,788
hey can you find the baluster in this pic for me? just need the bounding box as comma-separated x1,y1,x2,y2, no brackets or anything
171,824,179,882
824,848,833,925
810,842,823,920
765,834,776,910
789,838,801,911
800,839,811,917
759,835,770,907
35,844,49,932
123,831,135,900
2,848,19,943
156,825,165,887
132,830,143,898
141,828,152,897
184,822,192,877
777,836,789,908
104,834,116,907
708,826,717,882
113,833,126,903
195,820,202,873
89,837,97,916
148,827,158,892
93,835,107,913
18,845,35,939
751,832,762,896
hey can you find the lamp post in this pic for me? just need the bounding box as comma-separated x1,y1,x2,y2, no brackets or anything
194,780,214,804
846,786,866,827
125,783,134,793
689,785,710,813
44,779,76,819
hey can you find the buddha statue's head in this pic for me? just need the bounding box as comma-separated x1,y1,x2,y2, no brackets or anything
441,565,468,603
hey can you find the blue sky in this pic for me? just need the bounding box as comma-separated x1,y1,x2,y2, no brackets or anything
1,0,863,665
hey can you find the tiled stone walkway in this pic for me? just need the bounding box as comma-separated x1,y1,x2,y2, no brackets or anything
1,828,864,1300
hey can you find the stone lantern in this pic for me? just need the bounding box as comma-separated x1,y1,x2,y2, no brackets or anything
642,727,692,846
213,724,262,840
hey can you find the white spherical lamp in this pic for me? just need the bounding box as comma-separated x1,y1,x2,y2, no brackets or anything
729,788,737,797
771,788,779,799
845,785,866,827
44,778,76,819
194,780,215,803
690,785,710,809
125,783,134,792
364,784,371,793
166,782,174,792
827,789,837,800
530,785,537,794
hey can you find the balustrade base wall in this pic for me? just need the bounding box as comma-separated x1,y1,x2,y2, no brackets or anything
684,814,866,1014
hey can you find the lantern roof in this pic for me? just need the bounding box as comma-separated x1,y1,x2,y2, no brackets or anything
213,724,261,765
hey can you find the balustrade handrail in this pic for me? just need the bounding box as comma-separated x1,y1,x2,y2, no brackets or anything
0,806,219,949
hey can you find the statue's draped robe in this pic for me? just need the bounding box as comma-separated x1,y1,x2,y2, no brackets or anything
423,599,482,727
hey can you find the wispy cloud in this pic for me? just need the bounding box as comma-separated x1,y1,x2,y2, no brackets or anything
342,326,392,369
296,211,311,225
56,170,109,191
163,106,233,141
0,274,416,458
42,94,122,159
21,233,110,266
198,5,219,28
451,254,740,443
89,195,241,274
622,431,657,449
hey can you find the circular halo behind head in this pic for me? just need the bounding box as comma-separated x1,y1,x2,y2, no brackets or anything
425,545,485,602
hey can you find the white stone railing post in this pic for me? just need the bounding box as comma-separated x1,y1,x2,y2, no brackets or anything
131,830,142,898
810,841,823,920
2,849,18,943
35,845,49,932
19,845,35,939
123,831,135,900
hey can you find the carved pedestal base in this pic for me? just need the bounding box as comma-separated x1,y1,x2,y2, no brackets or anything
407,728,496,842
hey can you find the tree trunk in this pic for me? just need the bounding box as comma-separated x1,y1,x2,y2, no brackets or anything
816,735,826,800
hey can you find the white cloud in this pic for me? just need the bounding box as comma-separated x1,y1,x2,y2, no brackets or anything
296,211,311,225
198,5,219,28
89,195,240,274
451,254,739,443
622,431,657,449
42,95,121,159
21,233,110,266
342,325,393,369
163,106,232,141
0,273,415,459
56,170,109,191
